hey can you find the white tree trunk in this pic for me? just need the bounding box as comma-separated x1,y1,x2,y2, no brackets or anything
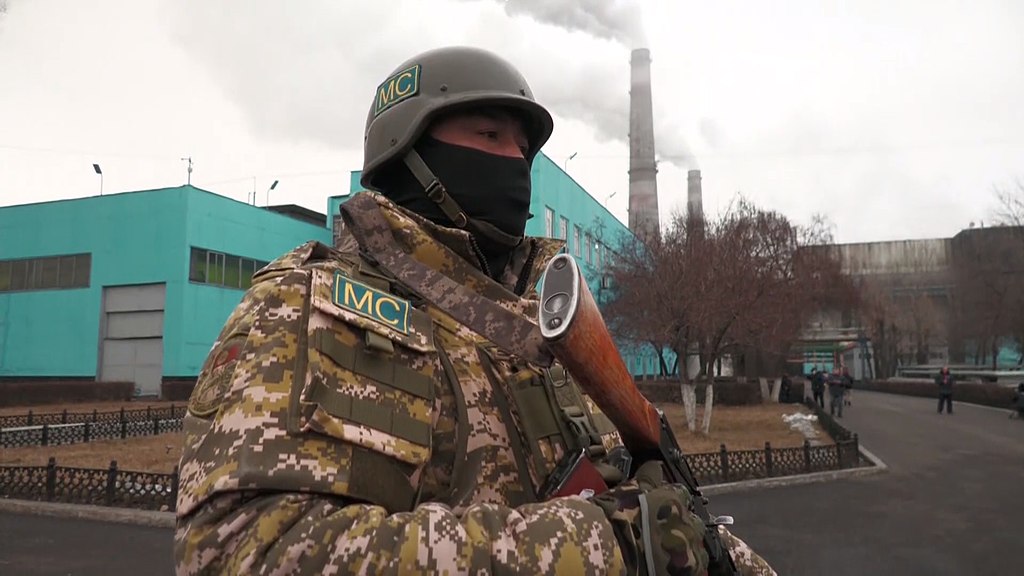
771,377,782,403
758,377,770,403
681,381,697,432
701,380,715,434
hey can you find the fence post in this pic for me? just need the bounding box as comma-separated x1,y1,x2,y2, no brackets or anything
106,460,118,506
719,444,729,483
852,433,859,468
171,404,177,419
120,408,127,439
153,416,159,436
41,423,49,446
835,440,842,469
803,439,811,473
61,409,68,424
170,464,180,512
765,442,774,477
92,409,98,423
146,406,152,420
46,457,57,501
83,421,91,443
27,410,34,426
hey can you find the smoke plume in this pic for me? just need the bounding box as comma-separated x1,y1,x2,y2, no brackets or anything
491,0,647,48
159,1,697,170
465,0,696,169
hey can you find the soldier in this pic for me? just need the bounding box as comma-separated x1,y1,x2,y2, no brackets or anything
174,46,777,576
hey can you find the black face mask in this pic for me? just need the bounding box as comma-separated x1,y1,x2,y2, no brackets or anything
379,136,533,277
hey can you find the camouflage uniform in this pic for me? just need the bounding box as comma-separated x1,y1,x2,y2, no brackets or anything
174,191,776,575
175,44,775,576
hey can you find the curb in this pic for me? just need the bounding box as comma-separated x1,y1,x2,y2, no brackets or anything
701,444,889,496
0,498,175,528
0,446,890,526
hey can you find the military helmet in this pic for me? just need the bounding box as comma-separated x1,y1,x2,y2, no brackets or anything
360,46,554,191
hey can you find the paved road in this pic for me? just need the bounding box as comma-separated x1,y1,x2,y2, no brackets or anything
2,391,1021,575
0,513,173,575
714,390,1024,575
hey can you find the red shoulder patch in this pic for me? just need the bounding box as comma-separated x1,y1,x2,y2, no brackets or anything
188,335,248,418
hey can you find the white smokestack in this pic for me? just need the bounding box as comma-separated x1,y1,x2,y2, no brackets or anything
628,47,659,238
687,169,703,223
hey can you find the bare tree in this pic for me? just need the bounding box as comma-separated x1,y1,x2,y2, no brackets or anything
604,194,847,434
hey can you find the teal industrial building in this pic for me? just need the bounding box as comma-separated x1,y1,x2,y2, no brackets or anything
0,152,655,397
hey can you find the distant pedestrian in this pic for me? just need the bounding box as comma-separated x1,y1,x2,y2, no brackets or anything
841,366,854,407
1011,383,1024,420
827,368,846,418
935,365,956,414
811,369,826,408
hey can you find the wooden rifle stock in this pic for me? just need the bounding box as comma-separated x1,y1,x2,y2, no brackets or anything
538,254,738,574
538,254,663,456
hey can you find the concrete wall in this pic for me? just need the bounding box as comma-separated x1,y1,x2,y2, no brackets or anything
832,238,951,276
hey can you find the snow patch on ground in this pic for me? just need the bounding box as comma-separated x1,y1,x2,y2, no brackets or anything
782,413,825,445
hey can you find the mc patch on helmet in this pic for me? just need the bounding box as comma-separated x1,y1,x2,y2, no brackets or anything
374,64,421,117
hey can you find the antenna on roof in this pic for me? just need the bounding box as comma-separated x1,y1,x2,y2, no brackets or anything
180,156,193,185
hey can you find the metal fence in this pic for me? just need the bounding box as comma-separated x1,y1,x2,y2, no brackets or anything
0,458,177,512
0,399,868,512
0,405,184,429
1,416,184,448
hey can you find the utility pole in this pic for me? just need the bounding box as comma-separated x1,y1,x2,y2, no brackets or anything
180,156,193,185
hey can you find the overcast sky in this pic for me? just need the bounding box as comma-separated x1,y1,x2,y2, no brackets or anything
1,0,1022,244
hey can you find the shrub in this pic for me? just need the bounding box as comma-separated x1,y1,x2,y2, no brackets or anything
635,378,804,405
857,378,1017,409
161,378,197,402
0,379,134,407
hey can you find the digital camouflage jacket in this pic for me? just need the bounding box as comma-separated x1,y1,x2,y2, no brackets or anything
174,191,776,576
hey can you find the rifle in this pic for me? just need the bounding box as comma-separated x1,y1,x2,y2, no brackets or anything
537,253,738,574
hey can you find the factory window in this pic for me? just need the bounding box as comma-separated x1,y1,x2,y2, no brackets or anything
585,234,593,264
189,247,269,290
559,216,569,240
0,253,91,292
573,225,582,257
544,206,554,238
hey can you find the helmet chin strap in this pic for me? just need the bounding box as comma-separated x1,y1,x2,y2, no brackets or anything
403,150,523,249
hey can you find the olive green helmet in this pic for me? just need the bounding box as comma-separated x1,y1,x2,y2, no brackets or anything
360,46,554,193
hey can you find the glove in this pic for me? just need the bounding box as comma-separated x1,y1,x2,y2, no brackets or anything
591,460,709,576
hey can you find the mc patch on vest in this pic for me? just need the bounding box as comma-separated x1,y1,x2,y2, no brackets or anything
332,272,410,334
374,64,421,117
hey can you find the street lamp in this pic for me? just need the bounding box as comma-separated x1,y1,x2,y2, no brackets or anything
604,191,617,206
563,152,577,172
92,163,103,196
266,179,279,206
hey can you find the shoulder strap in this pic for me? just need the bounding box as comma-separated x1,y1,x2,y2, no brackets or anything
341,193,552,367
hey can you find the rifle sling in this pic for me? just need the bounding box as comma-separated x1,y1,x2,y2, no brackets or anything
340,193,553,367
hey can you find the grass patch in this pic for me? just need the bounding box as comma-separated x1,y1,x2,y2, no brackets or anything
658,402,832,453
1,432,185,472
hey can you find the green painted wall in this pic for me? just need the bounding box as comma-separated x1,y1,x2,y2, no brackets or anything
0,187,188,376
175,189,331,376
0,185,332,380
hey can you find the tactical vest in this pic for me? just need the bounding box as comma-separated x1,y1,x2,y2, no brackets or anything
339,244,623,505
